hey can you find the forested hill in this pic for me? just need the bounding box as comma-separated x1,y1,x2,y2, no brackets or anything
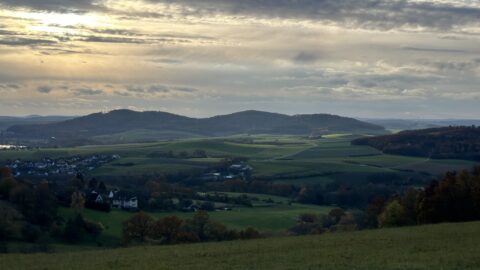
6,110,385,145
352,126,480,161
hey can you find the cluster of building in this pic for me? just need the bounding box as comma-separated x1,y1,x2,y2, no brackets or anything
5,154,120,177
86,189,139,211
201,163,253,181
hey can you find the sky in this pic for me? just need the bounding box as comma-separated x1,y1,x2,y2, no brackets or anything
0,0,479,118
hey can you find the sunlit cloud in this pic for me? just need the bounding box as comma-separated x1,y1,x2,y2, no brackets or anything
0,0,479,118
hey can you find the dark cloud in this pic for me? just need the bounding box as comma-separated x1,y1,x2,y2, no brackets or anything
150,0,480,31
293,51,319,64
0,0,99,12
0,83,20,91
172,86,198,93
37,86,53,94
125,84,199,95
151,58,184,64
427,59,480,73
73,88,104,96
0,37,57,46
81,36,146,44
113,91,131,97
402,46,467,53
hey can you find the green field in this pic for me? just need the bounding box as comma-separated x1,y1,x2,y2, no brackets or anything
0,135,475,186
59,197,333,247
2,221,479,270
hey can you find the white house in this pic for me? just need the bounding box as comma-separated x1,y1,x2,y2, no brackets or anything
111,191,138,210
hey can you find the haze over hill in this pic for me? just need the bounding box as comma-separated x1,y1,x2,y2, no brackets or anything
4,110,385,146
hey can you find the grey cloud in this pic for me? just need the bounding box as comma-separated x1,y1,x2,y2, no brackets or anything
114,91,131,97
0,0,99,12
81,36,146,44
151,58,184,64
150,0,480,31
125,84,199,95
293,51,319,64
0,83,20,91
73,88,104,96
172,87,198,93
426,59,480,73
402,46,467,53
37,86,53,94
0,37,57,46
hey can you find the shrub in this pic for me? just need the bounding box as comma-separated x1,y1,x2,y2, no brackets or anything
22,224,42,243
122,212,155,244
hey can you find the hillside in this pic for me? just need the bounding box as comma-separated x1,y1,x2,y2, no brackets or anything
1,222,479,270
352,126,480,161
0,116,74,131
6,110,386,145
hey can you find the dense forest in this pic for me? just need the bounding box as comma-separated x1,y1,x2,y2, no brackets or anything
352,126,480,161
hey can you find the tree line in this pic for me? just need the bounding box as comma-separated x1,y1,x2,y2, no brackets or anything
122,211,260,245
367,166,480,228
353,126,480,161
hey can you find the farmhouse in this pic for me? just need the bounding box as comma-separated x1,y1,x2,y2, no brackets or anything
111,191,138,210
87,190,104,204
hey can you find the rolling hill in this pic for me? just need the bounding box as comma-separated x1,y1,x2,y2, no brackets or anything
1,221,479,270
0,115,74,131
352,126,480,161
6,110,386,145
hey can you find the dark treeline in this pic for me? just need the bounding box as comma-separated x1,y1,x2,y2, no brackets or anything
367,166,480,228
353,126,480,161
122,211,260,245
0,168,103,252
0,167,57,252
288,166,480,237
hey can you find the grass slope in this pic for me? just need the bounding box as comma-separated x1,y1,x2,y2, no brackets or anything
2,222,479,270
59,199,333,247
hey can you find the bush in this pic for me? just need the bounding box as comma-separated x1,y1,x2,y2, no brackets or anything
22,224,42,243
63,216,84,243
122,212,155,244
289,223,324,235
299,213,319,223
150,216,183,244
83,220,104,239
239,227,261,239
378,200,406,228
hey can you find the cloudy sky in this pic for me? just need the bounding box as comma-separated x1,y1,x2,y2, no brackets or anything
0,0,479,118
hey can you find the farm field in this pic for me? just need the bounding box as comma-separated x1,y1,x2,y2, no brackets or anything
2,221,479,270
0,135,475,188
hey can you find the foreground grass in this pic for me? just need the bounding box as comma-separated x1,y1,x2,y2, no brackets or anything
2,222,479,270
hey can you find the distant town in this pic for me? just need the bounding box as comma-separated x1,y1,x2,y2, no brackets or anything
4,154,120,178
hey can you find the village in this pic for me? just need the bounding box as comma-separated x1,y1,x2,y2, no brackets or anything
4,154,120,178
200,163,253,181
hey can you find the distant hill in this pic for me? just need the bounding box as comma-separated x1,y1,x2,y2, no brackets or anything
352,126,480,161
0,115,74,131
5,109,385,145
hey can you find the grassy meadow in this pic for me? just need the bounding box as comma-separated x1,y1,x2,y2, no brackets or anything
2,221,479,270
58,196,334,247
